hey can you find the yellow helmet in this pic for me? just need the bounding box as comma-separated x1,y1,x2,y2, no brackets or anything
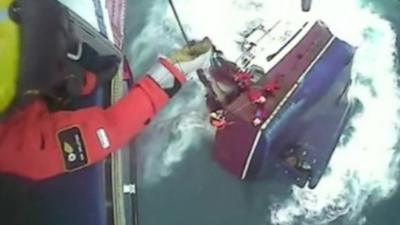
0,0,19,113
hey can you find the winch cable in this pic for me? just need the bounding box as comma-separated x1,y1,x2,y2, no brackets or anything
168,0,189,45
167,0,216,84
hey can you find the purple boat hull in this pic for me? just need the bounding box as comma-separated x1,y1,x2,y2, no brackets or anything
212,21,355,189
247,38,354,188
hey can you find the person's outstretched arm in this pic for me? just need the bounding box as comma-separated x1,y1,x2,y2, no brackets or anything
0,38,213,180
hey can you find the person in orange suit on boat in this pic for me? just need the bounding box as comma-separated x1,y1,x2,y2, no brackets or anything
209,109,228,130
247,88,268,126
233,71,252,90
247,88,267,105
252,107,269,126
0,2,214,181
264,75,282,96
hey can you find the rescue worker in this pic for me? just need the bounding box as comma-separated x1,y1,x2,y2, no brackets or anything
247,88,266,105
0,0,214,180
209,109,227,130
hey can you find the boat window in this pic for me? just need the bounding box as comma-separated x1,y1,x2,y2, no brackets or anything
265,22,309,62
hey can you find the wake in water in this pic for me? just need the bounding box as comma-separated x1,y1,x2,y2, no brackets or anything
129,0,400,223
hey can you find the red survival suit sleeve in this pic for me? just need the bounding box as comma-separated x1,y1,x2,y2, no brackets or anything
0,58,186,180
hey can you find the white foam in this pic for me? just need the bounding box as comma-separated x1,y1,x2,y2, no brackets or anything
134,81,213,186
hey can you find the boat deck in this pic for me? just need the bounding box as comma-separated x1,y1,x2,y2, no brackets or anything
213,21,336,178
226,22,333,125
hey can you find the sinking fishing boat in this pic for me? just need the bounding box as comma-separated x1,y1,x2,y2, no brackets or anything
207,19,355,189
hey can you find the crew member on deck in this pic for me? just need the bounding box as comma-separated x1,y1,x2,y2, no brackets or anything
264,76,282,96
247,88,268,126
253,107,268,126
233,71,252,90
0,0,214,180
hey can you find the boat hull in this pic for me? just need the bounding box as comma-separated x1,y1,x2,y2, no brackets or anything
247,38,354,188
212,26,355,188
